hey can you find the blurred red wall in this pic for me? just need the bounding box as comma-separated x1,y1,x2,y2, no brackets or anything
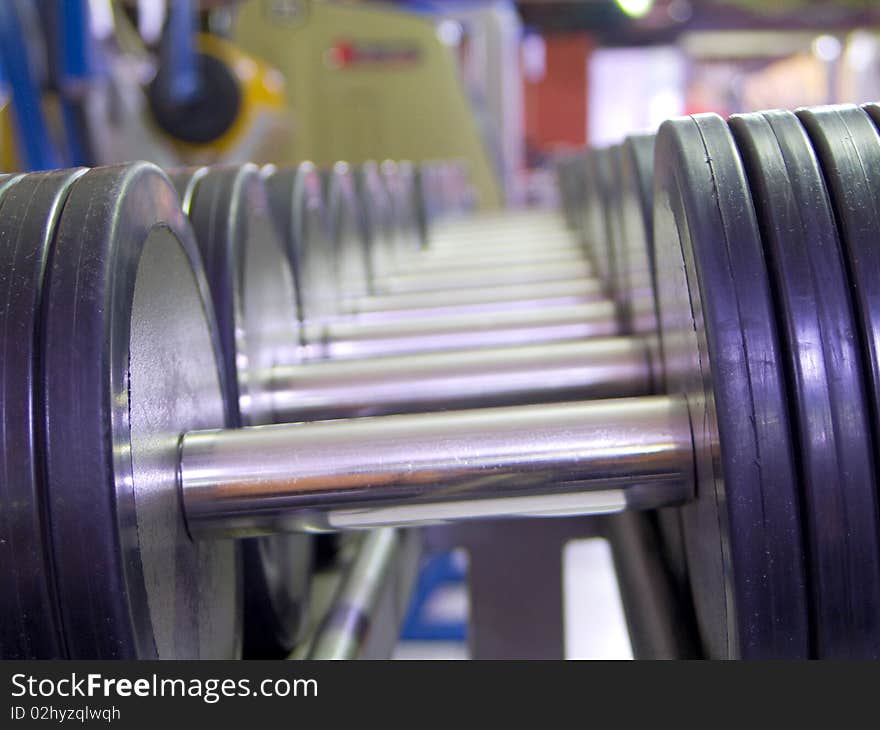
524,33,592,160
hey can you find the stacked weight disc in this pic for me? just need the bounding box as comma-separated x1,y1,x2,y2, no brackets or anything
653,104,880,658
555,105,880,659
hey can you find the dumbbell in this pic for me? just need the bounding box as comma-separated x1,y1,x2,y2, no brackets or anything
164,149,655,657
0,126,652,655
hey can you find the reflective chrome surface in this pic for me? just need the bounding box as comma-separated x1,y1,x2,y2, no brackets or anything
426,209,572,243
327,162,371,299
180,395,694,536
357,160,397,279
401,246,583,273
307,528,420,660
236,171,304,425
305,300,619,359
129,227,239,657
381,160,421,261
618,135,658,338
345,277,606,317
373,258,593,295
270,336,653,420
266,163,342,322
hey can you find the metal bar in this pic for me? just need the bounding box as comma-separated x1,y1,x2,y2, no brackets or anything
304,300,619,360
394,248,585,275
344,277,606,317
307,528,420,660
604,511,702,659
180,395,694,537
373,259,593,296
422,244,580,262
416,232,578,250
424,233,576,254
428,214,570,237
402,244,584,271
271,336,652,421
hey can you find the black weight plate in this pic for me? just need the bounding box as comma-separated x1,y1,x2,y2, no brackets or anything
326,162,371,299
556,154,585,233
654,114,808,658
0,174,23,193
604,137,699,658
41,163,240,658
617,134,657,337
411,162,428,249
796,104,880,654
850,103,880,434
266,163,341,323
606,145,627,312
730,110,880,657
0,171,79,659
354,160,396,279
583,147,615,290
172,164,302,424
381,159,420,256
174,165,312,658
616,132,691,606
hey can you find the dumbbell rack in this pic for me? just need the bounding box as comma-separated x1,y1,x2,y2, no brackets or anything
4,103,880,660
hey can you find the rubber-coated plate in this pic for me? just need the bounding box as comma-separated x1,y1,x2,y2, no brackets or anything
355,160,396,279
616,132,691,607
852,103,880,444
398,160,421,249
794,105,880,656
327,162,371,298
412,163,428,249
41,163,240,658
0,171,80,658
730,110,880,657
617,134,657,337
604,137,697,659
266,163,340,322
557,154,585,232
172,164,302,424
175,164,312,658
583,147,614,290
606,145,627,311
654,114,808,658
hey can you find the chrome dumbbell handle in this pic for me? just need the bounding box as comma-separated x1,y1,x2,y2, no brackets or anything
266,335,653,422
180,394,693,537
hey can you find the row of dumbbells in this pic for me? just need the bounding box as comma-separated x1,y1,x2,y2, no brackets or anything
0,150,618,660
5,101,880,661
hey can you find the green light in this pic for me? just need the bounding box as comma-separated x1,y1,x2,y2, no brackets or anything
617,0,654,18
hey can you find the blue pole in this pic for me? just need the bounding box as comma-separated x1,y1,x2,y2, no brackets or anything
57,0,95,165
0,2,60,170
